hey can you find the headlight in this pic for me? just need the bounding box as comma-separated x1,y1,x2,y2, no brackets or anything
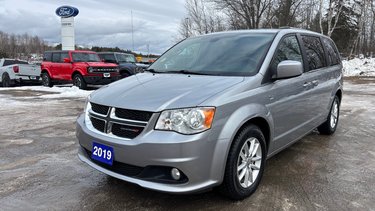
84,95,91,113
84,95,91,124
155,107,215,134
87,66,93,73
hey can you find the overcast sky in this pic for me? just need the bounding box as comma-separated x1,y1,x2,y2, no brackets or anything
0,0,186,54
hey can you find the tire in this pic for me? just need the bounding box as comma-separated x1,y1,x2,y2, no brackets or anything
1,73,11,87
41,72,53,87
73,74,87,90
219,124,267,200
120,70,131,78
318,95,340,135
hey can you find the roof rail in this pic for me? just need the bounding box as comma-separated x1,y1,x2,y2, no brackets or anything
279,26,294,29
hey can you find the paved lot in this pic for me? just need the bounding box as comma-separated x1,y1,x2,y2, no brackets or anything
0,78,374,211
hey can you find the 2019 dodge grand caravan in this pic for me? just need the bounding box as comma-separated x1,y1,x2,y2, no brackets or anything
41,50,120,89
76,29,343,199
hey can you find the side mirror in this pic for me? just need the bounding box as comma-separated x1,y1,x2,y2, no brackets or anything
63,58,71,63
273,60,303,79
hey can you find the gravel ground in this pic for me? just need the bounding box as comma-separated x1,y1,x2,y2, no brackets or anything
0,78,374,211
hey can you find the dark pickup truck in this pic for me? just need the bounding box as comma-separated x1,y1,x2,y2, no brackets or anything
98,52,148,78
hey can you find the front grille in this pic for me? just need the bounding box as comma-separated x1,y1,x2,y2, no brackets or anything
87,102,152,139
111,123,144,139
91,103,109,115
92,67,118,73
115,108,152,122
90,117,105,132
85,149,143,176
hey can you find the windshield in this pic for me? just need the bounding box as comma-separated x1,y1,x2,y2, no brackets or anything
72,53,100,62
149,33,275,76
116,54,136,63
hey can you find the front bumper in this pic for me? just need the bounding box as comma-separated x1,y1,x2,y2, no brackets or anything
83,75,121,85
76,114,229,193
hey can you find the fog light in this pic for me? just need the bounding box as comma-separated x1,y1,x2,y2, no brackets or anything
171,168,181,180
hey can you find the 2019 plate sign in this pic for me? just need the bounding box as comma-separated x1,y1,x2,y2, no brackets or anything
91,142,114,165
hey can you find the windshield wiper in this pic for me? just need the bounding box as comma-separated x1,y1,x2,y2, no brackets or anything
165,70,212,75
144,68,160,73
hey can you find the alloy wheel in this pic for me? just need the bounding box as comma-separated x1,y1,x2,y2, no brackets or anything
330,100,338,129
236,137,262,188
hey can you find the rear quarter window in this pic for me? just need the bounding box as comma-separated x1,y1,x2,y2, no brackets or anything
323,38,341,66
44,52,52,62
60,52,69,62
52,53,61,63
301,36,326,71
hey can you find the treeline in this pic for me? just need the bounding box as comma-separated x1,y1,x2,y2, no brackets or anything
91,46,160,58
53,44,159,58
0,31,51,59
179,0,375,57
0,31,160,60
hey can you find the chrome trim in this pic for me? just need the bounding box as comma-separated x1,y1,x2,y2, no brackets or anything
85,101,150,140
110,108,149,124
85,111,132,141
89,109,108,118
110,120,145,128
89,115,107,132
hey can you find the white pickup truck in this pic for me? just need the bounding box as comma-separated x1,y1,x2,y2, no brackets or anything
0,58,41,87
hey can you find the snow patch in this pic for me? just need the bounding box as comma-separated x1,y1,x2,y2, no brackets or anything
1,86,93,99
343,58,375,77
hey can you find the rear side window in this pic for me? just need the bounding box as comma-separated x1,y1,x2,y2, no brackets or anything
44,52,52,61
270,35,303,73
323,38,340,65
60,52,69,62
52,53,61,63
301,36,326,70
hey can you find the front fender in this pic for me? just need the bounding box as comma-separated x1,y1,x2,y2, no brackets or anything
208,103,274,183
72,68,86,77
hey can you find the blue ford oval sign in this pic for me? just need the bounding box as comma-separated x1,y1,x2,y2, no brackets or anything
55,6,79,18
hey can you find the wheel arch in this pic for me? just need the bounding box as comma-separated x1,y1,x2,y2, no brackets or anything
120,68,133,77
41,69,52,79
336,89,342,102
211,104,274,184
72,70,83,79
237,117,271,152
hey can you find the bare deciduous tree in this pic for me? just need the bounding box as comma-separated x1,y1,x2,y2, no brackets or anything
178,0,226,40
212,0,273,29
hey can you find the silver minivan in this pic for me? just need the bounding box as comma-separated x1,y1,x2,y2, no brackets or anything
76,28,343,200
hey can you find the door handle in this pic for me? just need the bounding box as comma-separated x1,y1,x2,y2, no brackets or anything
303,82,311,88
312,80,319,86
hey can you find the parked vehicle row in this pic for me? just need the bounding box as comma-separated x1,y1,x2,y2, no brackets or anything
1,51,150,89
0,58,41,87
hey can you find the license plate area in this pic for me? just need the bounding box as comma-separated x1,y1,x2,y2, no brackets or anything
91,142,114,165
103,73,110,78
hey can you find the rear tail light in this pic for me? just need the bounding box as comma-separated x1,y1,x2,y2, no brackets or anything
13,66,19,73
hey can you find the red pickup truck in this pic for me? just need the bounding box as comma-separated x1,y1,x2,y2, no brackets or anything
41,50,120,89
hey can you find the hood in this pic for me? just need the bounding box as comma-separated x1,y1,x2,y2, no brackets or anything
118,62,137,69
75,62,118,67
135,63,149,68
90,73,244,112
